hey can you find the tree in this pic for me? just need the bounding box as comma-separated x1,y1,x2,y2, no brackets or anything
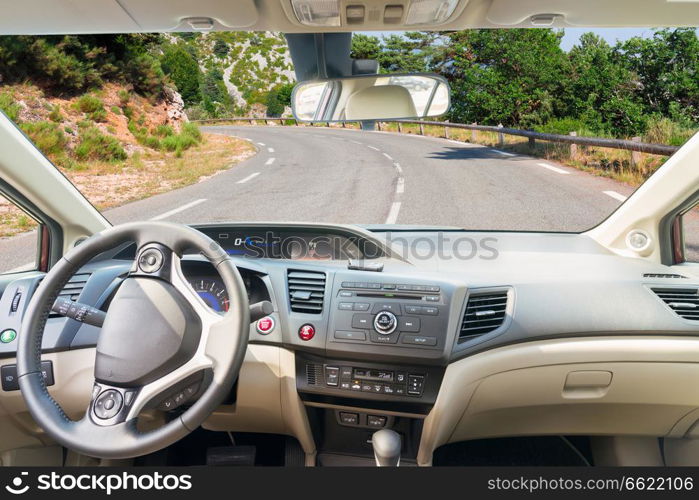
200,67,232,117
265,88,284,117
213,38,229,59
440,29,567,128
160,44,202,105
276,82,295,106
350,34,381,60
616,28,699,124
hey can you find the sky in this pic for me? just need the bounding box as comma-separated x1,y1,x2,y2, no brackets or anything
559,27,657,50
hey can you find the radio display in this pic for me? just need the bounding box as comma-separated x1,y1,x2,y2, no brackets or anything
353,368,394,382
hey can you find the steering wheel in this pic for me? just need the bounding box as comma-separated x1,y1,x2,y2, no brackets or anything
17,222,249,459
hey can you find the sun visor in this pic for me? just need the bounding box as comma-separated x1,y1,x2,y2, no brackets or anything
119,0,259,30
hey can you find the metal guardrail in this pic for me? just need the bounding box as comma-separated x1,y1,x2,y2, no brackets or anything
193,117,681,157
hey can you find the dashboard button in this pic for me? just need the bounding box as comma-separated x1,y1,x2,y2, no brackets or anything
325,366,339,386
427,286,441,292
334,330,366,341
407,375,425,396
353,302,370,311
373,311,398,335
342,282,357,288
256,316,275,335
372,303,400,314
403,305,422,314
425,295,439,302
338,302,354,311
361,383,373,392
402,335,437,346
298,324,316,341
395,372,406,384
352,313,373,330
339,291,353,297
367,283,381,289
397,284,411,291
339,412,359,425
399,316,421,332
368,415,387,428
421,306,439,315
382,284,396,290
340,366,353,379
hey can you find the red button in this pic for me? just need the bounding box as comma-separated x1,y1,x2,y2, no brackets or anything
256,316,275,335
298,324,315,341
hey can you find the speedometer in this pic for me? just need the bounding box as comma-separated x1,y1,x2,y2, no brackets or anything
189,278,230,313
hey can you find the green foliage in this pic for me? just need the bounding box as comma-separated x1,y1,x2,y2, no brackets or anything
117,89,130,106
75,127,127,161
110,105,121,114
213,39,229,59
161,44,202,105
200,67,232,117
181,122,202,141
76,94,104,113
264,88,284,117
352,29,697,139
20,121,66,155
0,34,167,97
0,92,21,122
49,105,63,122
154,124,174,137
277,82,295,107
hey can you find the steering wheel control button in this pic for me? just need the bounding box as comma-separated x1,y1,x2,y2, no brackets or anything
138,247,164,273
374,311,398,335
94,390,123,420
0,329,16,343
256,316,275,335
123,390,137,407
1,365,19,391
298,324,315,341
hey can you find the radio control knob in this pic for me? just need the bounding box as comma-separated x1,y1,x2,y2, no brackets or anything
374,311,397,335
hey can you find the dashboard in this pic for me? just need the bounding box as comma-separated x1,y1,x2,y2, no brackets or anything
2,223,699,415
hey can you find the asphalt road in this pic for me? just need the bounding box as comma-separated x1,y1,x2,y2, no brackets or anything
1,125,637,273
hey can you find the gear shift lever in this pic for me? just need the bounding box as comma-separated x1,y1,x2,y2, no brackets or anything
372,429,401,466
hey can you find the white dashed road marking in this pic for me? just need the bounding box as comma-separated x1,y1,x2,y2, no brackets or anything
494,149,516,157
394,163,403,174
385,202,402,225
257,142,266,146
368,145,379,151
603,190,628,202
537,162,570,175
236,172,260,184
265,158,276,166
150,199,207,221
396,178,405,194
383,152,393,161
268,147,275,153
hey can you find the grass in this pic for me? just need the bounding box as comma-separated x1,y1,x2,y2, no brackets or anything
75,127,127,161
374,122,676,186
0,92,21,122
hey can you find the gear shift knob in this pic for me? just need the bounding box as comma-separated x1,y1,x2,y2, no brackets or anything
372,429,401,466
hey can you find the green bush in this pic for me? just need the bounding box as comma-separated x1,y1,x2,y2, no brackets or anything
154,124,174,137
0,92,21,122
75,128,127,161
181,122,201,141
144,135,161,149
48,105,63,122
76,95,104,114
110,105,121,114
535,118,601,137
20,122,66,155
644,116,697,147
117,89,130,106
162,133,197,153
88,108,107,122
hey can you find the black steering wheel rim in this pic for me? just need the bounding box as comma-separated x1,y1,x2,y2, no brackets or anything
17,221,249,459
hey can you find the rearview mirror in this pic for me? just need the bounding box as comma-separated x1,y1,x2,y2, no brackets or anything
291,73,450,123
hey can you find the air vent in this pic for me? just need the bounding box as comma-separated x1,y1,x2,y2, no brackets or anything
306,364,322,386
652,288,699,320
57,273,91,302
644,273,687,279
287,270,326,314
459,291,508,342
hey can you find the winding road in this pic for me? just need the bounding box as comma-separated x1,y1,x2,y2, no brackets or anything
2,125,637,273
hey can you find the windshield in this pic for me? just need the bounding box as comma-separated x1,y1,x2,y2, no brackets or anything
0,29,696,267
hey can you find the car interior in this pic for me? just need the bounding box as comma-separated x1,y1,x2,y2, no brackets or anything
1,0,699,468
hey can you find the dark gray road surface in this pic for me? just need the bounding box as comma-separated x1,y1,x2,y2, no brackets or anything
2,126,637,272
